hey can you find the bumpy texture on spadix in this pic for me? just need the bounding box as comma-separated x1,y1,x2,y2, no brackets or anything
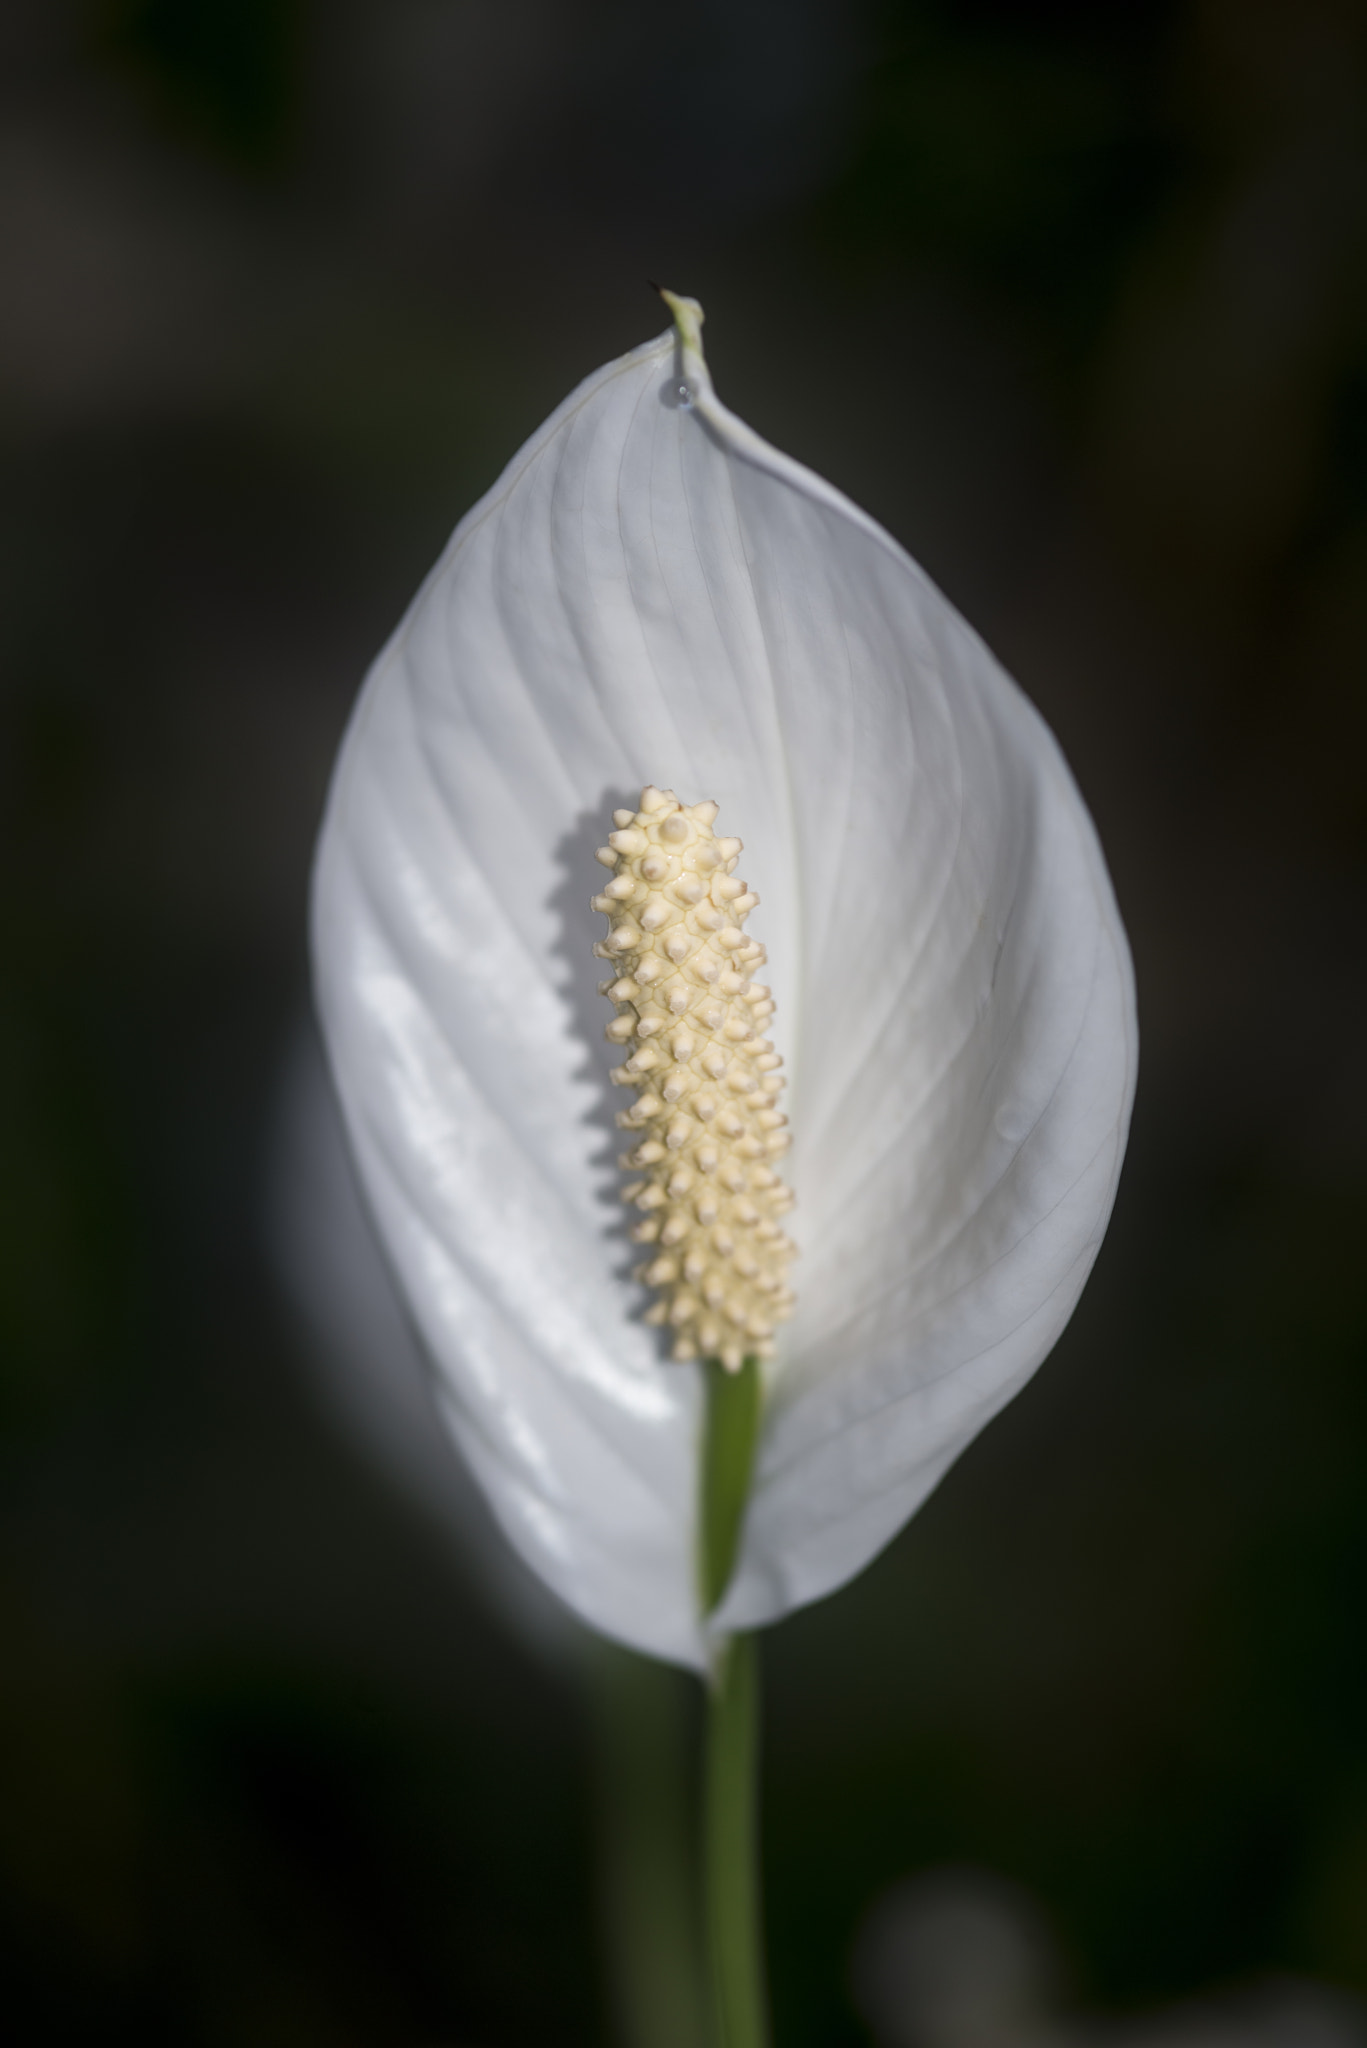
594,786,795,1368
311,289,1137,1669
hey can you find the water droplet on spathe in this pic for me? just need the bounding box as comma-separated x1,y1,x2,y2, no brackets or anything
677,382,694,409
994,1102,1031,1144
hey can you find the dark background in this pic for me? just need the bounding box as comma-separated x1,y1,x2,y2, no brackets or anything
3,1,1367,2042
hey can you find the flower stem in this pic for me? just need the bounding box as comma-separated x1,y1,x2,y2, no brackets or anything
700,1356,762,1614
700,1355,770,2048
586,1639,709,2048
704,1631,768,2048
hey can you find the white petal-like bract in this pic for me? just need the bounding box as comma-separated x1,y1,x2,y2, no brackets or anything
311,296,1137,1668
270,1028,573,1654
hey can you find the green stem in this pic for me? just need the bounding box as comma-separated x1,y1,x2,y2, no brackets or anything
699,1356,770,2048
704,1632,768,2048
585,1640,709,2048
700,1357,762,1614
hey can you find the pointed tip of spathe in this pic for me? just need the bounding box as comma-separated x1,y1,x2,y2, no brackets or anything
651,286,707,381
653,284,704,329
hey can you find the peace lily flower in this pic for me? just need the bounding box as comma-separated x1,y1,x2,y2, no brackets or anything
311,292,1137,1672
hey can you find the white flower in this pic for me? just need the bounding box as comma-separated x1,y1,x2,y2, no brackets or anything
311,293,1137,1670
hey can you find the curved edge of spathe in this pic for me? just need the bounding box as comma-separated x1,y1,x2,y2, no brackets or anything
310,820,711,1673
266,1021,579,1659
644,289,1139,1636
302,315,697,1670
308,463,715,1672
307,319,684,849
435,1382,709,1669
718,717,1138,1633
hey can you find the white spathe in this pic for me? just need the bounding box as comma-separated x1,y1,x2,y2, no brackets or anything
270,1027,572,1654
311,294,1138,1670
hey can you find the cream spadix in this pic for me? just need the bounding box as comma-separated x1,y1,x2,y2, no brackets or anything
311,290,1137,1669
595,784,796,1370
